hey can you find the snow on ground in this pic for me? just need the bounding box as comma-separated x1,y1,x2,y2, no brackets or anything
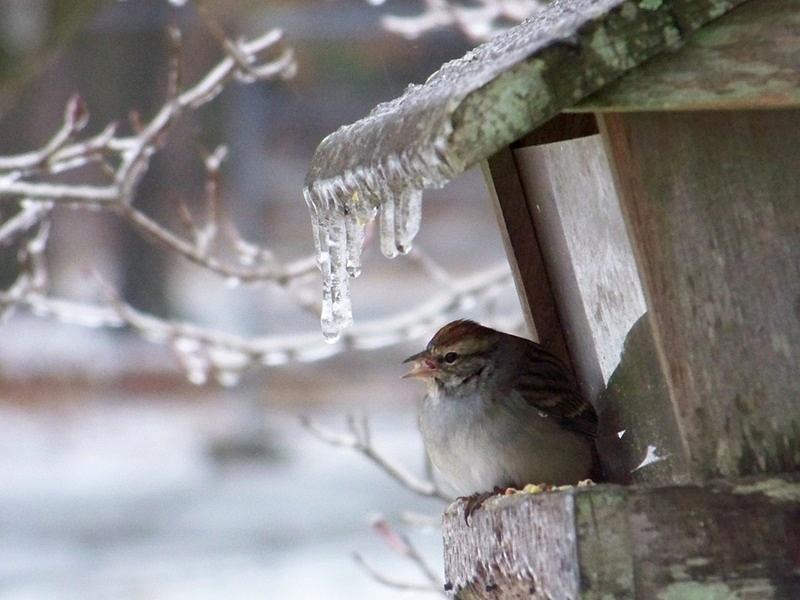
0,393,445,600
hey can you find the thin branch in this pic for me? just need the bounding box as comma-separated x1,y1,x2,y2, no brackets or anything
0,201,52,246
0,94,88,172
0,264,514,374
353,553,444,595
0,13,296,285
300,413,452,501
378,0,541,42
351,515,446,596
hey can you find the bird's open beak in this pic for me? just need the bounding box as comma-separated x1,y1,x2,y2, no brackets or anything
402,350,437,380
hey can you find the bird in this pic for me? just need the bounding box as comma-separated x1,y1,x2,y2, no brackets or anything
403,319,601,503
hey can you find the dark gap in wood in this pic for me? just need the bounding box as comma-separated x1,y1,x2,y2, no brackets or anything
512,112,598,148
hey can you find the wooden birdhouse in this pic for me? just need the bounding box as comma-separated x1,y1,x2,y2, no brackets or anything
304,0,800,596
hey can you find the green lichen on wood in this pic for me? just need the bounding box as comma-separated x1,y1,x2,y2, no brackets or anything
733,477,800,503
576,0,800,111
443,474,800,599
451,0,753,175
573,487,635,599
307,0,753,201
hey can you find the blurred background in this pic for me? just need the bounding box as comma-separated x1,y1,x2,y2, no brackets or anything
0,1,526,598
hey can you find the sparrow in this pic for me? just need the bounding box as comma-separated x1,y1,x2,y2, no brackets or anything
403,320,601,499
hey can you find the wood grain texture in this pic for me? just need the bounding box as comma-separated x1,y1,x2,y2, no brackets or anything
443,474,800,599
601,110,800,481
443,491,579,599
513,135,647,404
575,0,800,112
597,313,691,486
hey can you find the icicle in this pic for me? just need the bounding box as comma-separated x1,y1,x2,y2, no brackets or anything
379,192,398,259
305,168,426,340
345,207,364,277
394,188,422,254
216,369,241,387
318,208,352,343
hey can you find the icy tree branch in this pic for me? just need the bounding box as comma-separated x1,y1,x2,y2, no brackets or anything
0,0,520,382
378,0,541,42
301,413,452,501
352,514,446,595
0,10,300,285
0,263,513,383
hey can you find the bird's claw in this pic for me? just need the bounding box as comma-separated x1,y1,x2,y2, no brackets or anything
459,486,512,524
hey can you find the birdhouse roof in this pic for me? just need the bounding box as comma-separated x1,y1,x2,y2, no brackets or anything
305,0,753,194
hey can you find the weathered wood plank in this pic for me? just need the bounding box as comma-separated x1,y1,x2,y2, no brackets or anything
575,0,800,112
443,474,800,599
597,313,691,486
600,109,800,481
512,134,647,404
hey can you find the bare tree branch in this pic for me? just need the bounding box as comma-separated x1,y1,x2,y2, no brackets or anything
351,515,446,596
300,413,452,501
378,0,541,42
0,201,52,246
0,12,298,285
0,264,514,381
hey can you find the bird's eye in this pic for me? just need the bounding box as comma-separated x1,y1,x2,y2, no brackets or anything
444,352,459,364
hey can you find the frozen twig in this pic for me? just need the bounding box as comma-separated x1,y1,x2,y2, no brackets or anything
0,0,521,383
0,201,52,246
0,3,298,285
300,413,451,501
378,0,541,42
352,515,446,596
0,264,513,381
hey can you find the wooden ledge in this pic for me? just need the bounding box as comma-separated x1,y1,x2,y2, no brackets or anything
443,474,800,599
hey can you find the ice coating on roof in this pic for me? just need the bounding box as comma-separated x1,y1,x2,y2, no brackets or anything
303,0,742,340
303,0,627,342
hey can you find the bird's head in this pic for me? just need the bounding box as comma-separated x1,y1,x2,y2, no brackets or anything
402,320,500,395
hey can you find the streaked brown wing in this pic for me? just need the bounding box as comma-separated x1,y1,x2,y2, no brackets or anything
513,339,598,438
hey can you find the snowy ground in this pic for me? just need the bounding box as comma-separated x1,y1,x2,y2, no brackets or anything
0,393,446,600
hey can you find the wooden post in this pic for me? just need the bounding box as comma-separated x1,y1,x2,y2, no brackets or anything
443,474,800,599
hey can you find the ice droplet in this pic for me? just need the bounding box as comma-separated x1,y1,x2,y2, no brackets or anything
260,350,289,366
379,193,398,259
216,369,241,387
187,366,208,386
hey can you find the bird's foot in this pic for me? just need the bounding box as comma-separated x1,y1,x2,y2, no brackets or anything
459,486,515,524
